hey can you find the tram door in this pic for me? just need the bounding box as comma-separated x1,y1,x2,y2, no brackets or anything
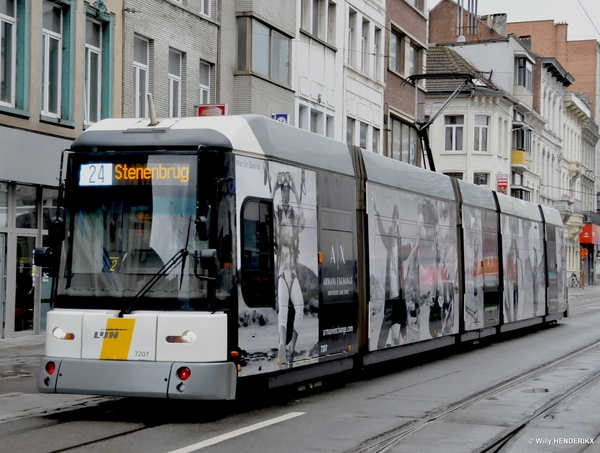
14,235,35,332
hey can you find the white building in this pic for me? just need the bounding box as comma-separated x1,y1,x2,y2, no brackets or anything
425,46,515,190
295,0,343,139
342,0,385,153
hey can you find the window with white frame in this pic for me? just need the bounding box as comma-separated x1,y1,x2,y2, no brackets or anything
133,35,149,118
444,172,463,180
407,42,417,76
300,0,336,45
444,115,464,151
84,18,102,124
200,0,210,17
373,27,381,81
474,115,489,152
513,127,532,153
391,117,418,164
41,1,62,117
516,57,533,92
311,110,323,134
238,17,290,86
390,30,422,78
406,0,424,12
168,49,182,117
327,2,336,45
361,18,369,74
0,0,16,106
359,121,367,149
372,127,380,153
326,114,334,138
511,188,530,201
346,117,355,146
347,10,356,66
298,104,308,130
299,102,332,138
199,60,211,105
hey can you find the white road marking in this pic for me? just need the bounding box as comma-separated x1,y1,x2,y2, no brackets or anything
166,411,305,453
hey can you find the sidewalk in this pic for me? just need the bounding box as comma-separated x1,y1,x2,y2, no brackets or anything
0,334,108,423
567,282,600,300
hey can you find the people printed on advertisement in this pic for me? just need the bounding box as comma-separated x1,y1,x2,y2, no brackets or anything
235,156,319,375
463,206,485,329
432,201,457,337
371,194,417,348
266,163,307,365
503,216,521,323
369,185,458,350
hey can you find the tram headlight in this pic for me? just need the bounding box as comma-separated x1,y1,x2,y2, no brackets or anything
166,330,197,344
52,327,75,340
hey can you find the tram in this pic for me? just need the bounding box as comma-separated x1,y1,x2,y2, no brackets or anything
36,115,567,400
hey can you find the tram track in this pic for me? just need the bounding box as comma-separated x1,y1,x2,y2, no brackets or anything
478,368,600,453
348,336,600,453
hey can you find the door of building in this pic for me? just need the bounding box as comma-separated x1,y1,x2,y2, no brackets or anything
14,235,36,333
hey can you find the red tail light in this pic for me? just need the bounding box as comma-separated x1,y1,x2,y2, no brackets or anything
45,361,56,375
177,366,191,381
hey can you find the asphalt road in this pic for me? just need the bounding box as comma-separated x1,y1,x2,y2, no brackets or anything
1,286,599,453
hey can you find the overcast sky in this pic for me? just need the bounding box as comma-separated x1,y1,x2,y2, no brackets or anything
428,0,600,42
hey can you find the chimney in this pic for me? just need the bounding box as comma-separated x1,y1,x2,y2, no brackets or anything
491,13,507,37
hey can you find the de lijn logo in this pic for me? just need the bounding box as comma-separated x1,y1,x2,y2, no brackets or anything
93,328,128,339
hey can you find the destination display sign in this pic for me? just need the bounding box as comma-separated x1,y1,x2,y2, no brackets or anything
79,163,191,186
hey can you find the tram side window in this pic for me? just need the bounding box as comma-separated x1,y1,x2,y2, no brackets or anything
241,198,275,307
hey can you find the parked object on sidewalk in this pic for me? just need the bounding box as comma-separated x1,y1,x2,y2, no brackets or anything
571,272,581,288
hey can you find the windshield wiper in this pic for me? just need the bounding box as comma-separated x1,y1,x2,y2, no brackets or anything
117,248,189,318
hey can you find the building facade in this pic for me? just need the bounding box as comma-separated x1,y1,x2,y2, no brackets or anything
384,0,427,163
425,46,515,190
0,0,123,338
506,20,600,284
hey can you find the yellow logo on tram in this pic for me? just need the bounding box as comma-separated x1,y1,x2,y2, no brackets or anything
100,318,136,360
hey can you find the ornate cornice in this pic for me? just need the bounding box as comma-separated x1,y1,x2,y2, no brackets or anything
92,0,107,21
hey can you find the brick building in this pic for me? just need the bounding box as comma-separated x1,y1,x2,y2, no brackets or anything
384,0,428,164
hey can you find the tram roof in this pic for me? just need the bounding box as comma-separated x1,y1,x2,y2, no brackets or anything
361,150,456,202
495,191,543,222
71,115,355,177
539,205,564,227
455,179,497,210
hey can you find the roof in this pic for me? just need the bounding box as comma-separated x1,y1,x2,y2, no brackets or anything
70,115,356,177
425,46,499,92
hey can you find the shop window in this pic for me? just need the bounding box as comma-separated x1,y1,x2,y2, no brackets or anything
15,185,37,229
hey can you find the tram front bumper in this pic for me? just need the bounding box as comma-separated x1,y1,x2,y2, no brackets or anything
37,357,237,400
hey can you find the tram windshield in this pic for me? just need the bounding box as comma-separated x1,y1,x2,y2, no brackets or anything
53,153,234,311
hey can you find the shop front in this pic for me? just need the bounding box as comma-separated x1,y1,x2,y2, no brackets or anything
579,223,599,286
0,126,68,338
